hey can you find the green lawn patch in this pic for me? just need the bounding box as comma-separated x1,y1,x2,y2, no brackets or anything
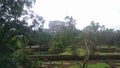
95,52,120,55
88,62,109,68
77,48,87,56
54,61,61,64
60,47,87,56
60,52,72,55
53,61,110,68
69,65,80,68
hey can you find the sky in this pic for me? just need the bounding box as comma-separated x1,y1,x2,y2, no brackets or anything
32,0,120,30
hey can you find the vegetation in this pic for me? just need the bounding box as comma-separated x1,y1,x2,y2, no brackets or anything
0,0,120,68
0,0,43,68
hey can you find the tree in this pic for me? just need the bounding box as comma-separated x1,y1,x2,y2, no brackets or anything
21,10,45,30
114,30,120,47
64,16,76,30
81,21,102,68
49,16,78,54
0,0,36,67
83,21,102,54
100,28,115,47
28,30,52,49
49,32,67,53
49,29,80,54
79,31,95,68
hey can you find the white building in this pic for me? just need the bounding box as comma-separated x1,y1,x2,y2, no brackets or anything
49,20,64,32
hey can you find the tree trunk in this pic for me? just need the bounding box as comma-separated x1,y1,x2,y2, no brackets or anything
82,41,90,68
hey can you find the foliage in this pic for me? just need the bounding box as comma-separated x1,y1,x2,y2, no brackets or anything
0,0,38,67
49,29,80,54
28,30,52,48
64,16,76,30
49,32,67,53
13,49,34,68
21,10,45,30
0,0,120,67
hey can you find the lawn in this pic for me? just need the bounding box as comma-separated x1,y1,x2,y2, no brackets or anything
60,47,87,56
69,63,109,68
87,62,109,68
95,52,120,55
54,61,110,68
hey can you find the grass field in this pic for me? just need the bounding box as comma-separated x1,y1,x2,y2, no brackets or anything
59,46,120,56
60,47,87,56
69,63,109,68
52,61,110,68
87,63,109,68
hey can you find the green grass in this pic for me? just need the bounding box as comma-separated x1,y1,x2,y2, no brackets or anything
69,65,80,68
60,52,72,55
65,47,71,52
54,61,109,68
97,45,118,48
60,46,120,56
32,45,120,57
77,48,87,56
54,61,61,64
69,62,109,68
117,66,120,68
87,63,109,68
95,52,120,55
60,47,87,56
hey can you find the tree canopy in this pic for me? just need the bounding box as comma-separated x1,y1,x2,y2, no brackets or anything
0,0,38,67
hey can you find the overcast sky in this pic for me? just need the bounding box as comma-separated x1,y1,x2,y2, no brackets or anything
32,0,120,30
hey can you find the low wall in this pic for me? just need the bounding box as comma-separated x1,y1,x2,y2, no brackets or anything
29,55,120,61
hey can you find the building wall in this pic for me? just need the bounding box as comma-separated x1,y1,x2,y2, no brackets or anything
49,20,64,32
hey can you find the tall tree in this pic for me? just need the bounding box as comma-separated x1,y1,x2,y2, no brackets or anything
49,29,80,54
82,21,102,68
21,10,45,30
83,21,102,54
0,0,36,67
64,16,76,30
